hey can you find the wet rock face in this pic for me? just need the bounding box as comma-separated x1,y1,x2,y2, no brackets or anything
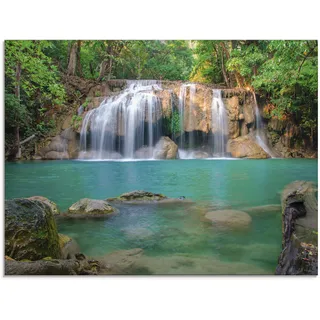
227,135,269,158
5,199,61,261
276,181,318,275
153,136,178,159
37,128,79,160
225,96,240,139
204,210,252,229
67,198,118,217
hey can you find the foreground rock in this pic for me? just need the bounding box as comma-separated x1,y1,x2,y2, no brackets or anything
276,181,318,275
27,196,60,215
5,199,61,261
66,198,118,217
227,135,269,158
204,209,252,229
107,190,193,205
153,136,178,159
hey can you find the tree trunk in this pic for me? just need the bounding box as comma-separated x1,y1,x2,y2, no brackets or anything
67,41,78,76
106,58,113,80
98,60,108,81
220,51,230,88
15,62,21,159
76,40,82,76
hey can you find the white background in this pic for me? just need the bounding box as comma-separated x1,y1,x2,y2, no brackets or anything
0,1,319,319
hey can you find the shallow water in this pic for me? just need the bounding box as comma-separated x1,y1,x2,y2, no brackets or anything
5,158,317,274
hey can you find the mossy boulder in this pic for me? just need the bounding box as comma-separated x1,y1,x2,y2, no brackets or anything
5,198,61,261
67,198,118,217
107,190,168,203
204,209,252,229
27,196,60,215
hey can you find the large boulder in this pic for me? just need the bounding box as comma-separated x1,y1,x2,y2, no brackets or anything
227,135,269,158
27,196,60,216
153,136,178,159
204,209,252,229
67,198,118,217
5,198,61,261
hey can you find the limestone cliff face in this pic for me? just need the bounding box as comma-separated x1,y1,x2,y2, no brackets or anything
33,79,316,160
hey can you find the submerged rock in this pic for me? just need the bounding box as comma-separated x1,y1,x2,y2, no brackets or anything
59,234,81,259
204,209,252,229
227,135,269,158
276,181,318,275
67,198,118,217
5,198,61,261
153,136,178,159
27,196,60,215
98,248,144,274
131,254,270,275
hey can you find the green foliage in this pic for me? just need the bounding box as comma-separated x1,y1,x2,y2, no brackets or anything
191,40,318,141
162,110,181,136
114,40,194,80
71,115,83,130
5,92,30,128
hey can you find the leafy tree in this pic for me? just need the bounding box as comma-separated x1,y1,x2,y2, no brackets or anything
5,40,66,156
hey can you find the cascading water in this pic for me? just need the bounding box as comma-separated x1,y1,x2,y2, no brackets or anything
252,92,276,158
79,80,162,160
211,89,229,157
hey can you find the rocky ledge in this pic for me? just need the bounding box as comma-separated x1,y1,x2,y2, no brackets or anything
275,181,318,275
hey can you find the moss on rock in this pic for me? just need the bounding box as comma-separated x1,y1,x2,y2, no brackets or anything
5,198,61,261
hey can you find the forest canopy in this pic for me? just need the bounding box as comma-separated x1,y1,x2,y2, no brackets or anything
4,40,318,155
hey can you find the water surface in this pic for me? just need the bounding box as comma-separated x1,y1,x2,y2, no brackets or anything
5,159,317,274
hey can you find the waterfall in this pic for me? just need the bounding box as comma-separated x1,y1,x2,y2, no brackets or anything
211,89,229,157
252,93,276,158
178,84,187,149
188,84,196,149
79,80,162,159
